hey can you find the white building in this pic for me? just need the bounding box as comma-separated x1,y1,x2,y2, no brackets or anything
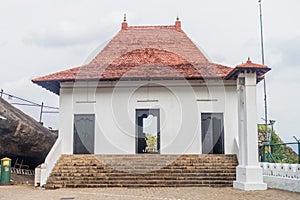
33,18,270,190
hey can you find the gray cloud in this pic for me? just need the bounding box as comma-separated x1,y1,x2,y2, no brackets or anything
0,41,8,47
267,36,300,68
21,11,122,48
22,23,113,48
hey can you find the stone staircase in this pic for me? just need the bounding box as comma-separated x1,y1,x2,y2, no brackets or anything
45,154,238,189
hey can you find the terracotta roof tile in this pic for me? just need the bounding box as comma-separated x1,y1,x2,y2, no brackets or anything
32,20,236,94
225,58,271,80
236,57,269,69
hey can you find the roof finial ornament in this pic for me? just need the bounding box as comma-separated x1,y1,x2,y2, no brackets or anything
175,15,181,30
247,57,252,63
121,13,128,30
123,13,127,22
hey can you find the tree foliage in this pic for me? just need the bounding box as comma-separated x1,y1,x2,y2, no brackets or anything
145,133,157,153
258,124,298,164
270,134,298,164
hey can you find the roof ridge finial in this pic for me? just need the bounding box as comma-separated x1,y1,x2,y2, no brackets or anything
121,13,128,30
247,57,252,63
123,13,127,22
175,15,181,30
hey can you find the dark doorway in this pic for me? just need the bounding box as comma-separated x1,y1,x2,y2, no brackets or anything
201,113,224,154
73,114,95,154
136,109,160,154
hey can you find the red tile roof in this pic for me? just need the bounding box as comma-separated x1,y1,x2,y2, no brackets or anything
225,57,271,80
236,57,269,69
32,20,270,94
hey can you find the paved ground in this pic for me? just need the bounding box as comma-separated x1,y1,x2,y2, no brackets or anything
0,186,299,200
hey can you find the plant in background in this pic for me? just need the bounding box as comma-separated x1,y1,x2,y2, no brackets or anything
145,133,157,153
258,124,298,164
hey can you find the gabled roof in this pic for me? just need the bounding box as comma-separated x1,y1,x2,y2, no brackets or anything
32,19,269,95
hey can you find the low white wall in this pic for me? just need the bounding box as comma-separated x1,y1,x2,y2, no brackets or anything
263,176,300,193
260,162,300,193
34,166,41,187
40,138,62,186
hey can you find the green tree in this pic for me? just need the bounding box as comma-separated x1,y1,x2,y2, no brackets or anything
145,133,157,153
258,124,298,164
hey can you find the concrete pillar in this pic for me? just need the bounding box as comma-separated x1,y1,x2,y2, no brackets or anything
233,72,267,190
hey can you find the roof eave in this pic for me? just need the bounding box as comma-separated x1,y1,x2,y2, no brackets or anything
32,80,61,95
32,75,229,93
225,67,271,81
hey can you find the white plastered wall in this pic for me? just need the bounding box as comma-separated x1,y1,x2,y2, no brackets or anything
58,80,238,155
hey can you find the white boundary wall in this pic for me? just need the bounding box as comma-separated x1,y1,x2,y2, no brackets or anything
260,162,300,193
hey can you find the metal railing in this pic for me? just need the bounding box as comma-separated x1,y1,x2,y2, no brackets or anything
260,140,300,164
11,167,35,176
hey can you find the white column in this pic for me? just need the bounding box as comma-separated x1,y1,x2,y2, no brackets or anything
233,72,267,190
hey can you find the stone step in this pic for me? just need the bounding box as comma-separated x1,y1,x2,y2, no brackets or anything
105,172,236,177
59,155,237,162
53,161,238,167
45,182,233,189
48,172,236,178
59,158,238,161
49,172,236,177
47,176,236,183
56,162,238,167
45,154,238,189
49,179,232,187
50,166,238,174
58,160,238,165
51,169,237,176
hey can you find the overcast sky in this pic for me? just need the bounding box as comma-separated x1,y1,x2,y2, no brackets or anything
1,0,300,144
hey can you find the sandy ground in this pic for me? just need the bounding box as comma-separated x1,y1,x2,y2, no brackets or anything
0,186,299,200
